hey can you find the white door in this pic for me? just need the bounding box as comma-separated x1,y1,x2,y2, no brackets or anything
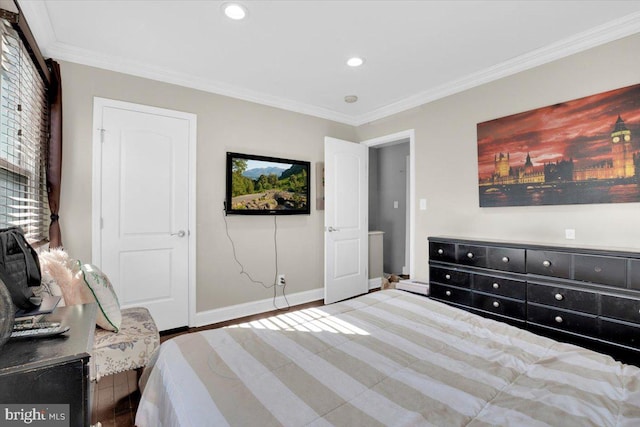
93,98,195,331
324,137,368,304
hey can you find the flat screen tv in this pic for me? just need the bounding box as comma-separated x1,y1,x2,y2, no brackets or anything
225,152,311,215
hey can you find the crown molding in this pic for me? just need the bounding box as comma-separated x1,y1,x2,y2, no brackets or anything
45,40,359,125
352,11,640,126
19,0,640,128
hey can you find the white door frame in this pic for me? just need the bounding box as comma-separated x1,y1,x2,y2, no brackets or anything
91,97,198,327
362,129,415,279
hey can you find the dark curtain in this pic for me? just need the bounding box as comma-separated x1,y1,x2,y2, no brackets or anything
46,59,63,248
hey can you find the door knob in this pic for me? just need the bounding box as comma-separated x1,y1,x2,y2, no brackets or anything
327,226,338,232
172,230,186,237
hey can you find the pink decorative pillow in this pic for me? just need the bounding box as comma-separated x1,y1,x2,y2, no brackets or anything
38,250,122,332
38,248,82,306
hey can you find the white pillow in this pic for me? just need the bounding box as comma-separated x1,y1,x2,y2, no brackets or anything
74,263,122,332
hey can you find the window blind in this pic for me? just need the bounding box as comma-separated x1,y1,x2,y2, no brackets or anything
0,18,49,242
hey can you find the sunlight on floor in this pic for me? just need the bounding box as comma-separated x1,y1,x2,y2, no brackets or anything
228,308,370,335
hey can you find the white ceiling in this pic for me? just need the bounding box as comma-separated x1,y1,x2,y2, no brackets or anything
18,0,640,126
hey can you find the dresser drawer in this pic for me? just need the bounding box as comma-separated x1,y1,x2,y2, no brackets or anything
429,242,456,263
574,254,626,287
428,236,640,363
487,247,525,273
600,318,640,349
429,283,471,306
474,274,526,300
527,282,598,315
527,304,598,336
430,266,471,288
473,293,525,320
630,260,640,291
526,250,571,279
456,244,487,268
601,294,640,324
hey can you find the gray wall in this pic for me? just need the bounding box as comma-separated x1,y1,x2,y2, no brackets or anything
58,61,356,312
369,143,410,273
368,149,380,230
58,31,640,313
357,33,640,282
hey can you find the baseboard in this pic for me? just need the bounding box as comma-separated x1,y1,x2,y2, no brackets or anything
369,277,382,290
193,287,324,327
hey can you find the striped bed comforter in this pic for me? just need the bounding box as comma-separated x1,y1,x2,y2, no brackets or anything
135,290,640,426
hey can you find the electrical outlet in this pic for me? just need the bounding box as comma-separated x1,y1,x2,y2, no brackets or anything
565,229,576,240
277,274,286,286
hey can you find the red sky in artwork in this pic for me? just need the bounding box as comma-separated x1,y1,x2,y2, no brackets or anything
477,84,640,179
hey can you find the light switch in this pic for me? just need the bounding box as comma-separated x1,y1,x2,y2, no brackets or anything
419,199,427,210
565,229,575,240
393,201,399,209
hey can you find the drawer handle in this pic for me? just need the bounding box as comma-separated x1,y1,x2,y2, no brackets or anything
542,260,551,268
555,316,563,324
467,252,474,259
492,301,500,308
437,248,444,255
594,266,602,273
554,293,564,301
502,256,509,263
445,290,452,296
445,274,451,280
492,283,500,289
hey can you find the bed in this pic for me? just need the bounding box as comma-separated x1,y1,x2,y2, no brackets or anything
135,290,640,426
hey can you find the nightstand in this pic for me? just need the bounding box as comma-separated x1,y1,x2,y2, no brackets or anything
0,303,97,427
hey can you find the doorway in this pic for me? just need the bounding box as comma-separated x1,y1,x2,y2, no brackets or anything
362,130,415,287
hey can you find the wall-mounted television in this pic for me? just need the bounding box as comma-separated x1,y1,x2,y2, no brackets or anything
225,152,311,215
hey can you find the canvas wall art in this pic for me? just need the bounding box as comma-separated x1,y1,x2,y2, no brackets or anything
477,83,640,207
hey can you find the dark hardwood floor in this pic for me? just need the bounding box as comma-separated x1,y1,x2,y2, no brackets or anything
91,370,140,427
92,298,324,427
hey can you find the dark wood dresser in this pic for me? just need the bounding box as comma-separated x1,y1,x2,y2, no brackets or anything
428,236,640,365
0,303,97,427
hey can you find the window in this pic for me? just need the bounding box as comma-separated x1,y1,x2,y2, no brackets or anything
0,18,49,242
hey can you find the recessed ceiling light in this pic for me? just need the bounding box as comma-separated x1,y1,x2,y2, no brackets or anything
223,2,248,20
347,57,364,67
344,95,358,103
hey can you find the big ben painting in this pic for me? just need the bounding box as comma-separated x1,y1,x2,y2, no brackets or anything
477,83,640,207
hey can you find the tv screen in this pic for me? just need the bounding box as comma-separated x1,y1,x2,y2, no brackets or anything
225,152,311,215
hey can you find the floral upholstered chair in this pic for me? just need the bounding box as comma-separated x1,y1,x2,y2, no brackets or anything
37,249,160,382
91,306,159,381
